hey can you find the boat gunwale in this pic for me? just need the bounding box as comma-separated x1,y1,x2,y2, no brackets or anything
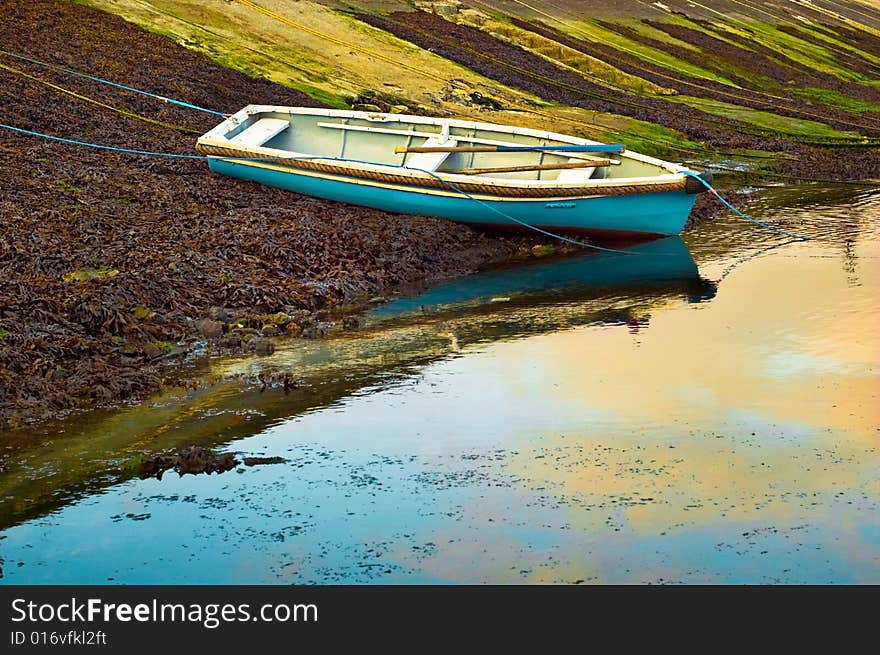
197,106,692,194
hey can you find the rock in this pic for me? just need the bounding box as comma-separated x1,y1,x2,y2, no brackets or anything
531,244,556,257
354,103,382,112
390,104,410,114
243,456,285,466
261,324,280,336
142,343,162,360
420,2,460,18
139,446,239,480
208,306,232,323
266,312,291,326
470,91,503,109
343,315,364,330
197,319,223,339
301,326,321,339
285,322,303,337
219,336,241,349
253,338,275,356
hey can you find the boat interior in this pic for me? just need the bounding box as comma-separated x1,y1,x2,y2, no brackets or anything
214,108,674,182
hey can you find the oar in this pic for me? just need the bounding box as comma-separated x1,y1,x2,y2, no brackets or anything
453,160,612,176
394,143,625,154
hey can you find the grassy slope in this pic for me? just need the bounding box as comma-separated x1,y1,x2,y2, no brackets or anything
80,0,671,141
78,0,880,164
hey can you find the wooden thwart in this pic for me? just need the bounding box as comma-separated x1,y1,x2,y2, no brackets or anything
453,160,611,176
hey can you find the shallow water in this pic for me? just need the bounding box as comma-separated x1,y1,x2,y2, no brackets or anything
1,184,878,584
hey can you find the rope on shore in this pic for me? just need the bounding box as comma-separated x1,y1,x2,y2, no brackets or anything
0,122,211,158
681,171,810,241
0,121,811,248
0,121,638,254
0,49,226,117
0,60,201,134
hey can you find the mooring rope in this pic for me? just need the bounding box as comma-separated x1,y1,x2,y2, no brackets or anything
0,49,226,117
0,122,212,158
0,60,200,134
3,46,877,177
681,171,811,241
0,121,637,253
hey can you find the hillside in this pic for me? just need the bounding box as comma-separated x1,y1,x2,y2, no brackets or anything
78,0,880,179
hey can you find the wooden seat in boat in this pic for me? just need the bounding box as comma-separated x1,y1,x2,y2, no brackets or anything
555,157,597,182
404,136,458,172
229,118,290,147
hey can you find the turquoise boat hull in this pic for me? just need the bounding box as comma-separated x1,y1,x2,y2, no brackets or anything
207,158,698,238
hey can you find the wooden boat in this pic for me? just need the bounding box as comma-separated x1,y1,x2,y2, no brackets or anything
196,106,713,239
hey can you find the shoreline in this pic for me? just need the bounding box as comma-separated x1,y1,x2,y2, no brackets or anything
1,0,874,430
0,1,558,429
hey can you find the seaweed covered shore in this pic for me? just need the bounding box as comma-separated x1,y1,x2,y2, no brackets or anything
0,0,548,428
5,0,871,430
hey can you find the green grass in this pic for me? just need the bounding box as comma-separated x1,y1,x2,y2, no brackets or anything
563,18,741,88
668,95,864,140
720,21,874,84
626,20,703,53
787,23,880,69
792,87,880,114
475,17,674,96
297,85,351,109
663,14,758,52
607,120,704,158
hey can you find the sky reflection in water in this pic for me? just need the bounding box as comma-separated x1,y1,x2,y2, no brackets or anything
1,187,878,584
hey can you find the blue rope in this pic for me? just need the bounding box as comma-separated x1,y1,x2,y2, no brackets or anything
1,122,761,255
0,121,640,254
681,171,810,241
0,122,208,158
0,122,338,163
0,49,226,117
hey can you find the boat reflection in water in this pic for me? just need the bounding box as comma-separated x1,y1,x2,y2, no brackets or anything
370,236,716,326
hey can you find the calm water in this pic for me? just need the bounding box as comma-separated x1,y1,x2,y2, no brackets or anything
1,184,878,584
